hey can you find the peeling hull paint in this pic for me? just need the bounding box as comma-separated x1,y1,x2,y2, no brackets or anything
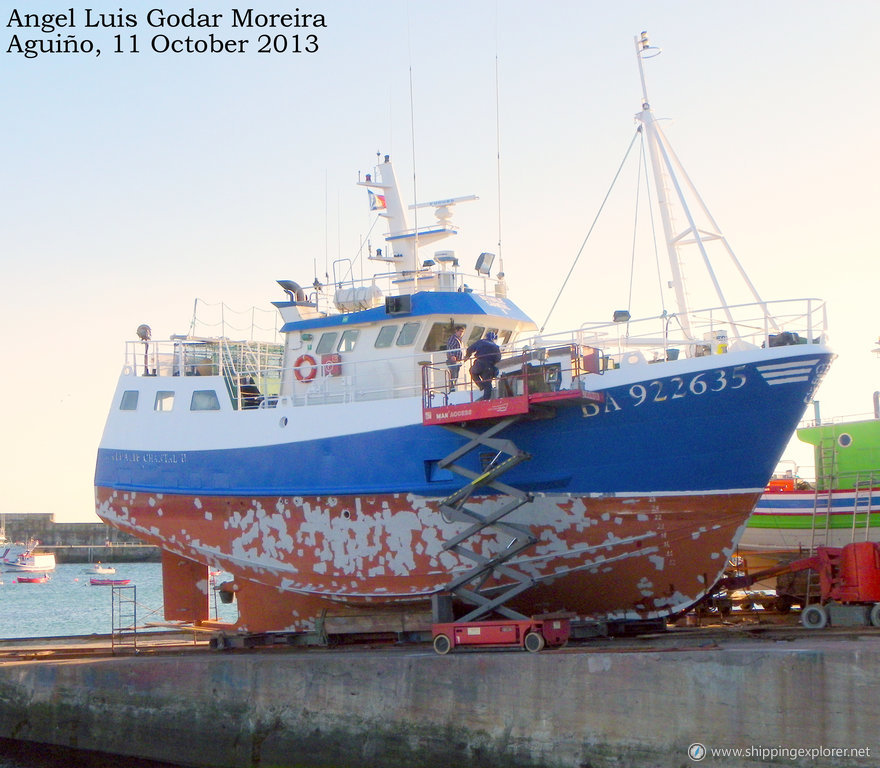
96,486,759,633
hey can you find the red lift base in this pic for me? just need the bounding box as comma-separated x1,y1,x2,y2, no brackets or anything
431,617,571,654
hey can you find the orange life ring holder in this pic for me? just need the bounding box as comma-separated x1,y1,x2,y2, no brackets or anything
294,354,317,382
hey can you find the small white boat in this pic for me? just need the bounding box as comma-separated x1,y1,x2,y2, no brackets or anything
84,562,117,575
2,547,56,573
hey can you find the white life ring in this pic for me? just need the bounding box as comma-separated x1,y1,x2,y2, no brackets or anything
294,354,317,382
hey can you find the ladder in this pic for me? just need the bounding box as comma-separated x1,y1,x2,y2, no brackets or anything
809,437,837,550
806,437,838,603
434,415,539,623
111,584,138,654
852,471,879,542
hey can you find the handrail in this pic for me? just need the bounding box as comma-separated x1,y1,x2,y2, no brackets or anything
121,296,828,413
521,296,827,365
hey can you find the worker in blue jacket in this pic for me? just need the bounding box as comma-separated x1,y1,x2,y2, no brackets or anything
464,331,501,400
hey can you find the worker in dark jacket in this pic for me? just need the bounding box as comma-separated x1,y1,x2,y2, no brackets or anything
464,331,501,400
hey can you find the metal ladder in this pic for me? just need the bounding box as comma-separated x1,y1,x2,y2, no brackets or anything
111,584,138,654
809,437,838,550
434,415,539,623
852,471,879,542
806,437,838,603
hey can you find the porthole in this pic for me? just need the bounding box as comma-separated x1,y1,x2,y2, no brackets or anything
279,416,288,428
838,433,853,448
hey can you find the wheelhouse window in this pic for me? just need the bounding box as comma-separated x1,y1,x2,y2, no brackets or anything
154,391,175,411
467,326,485,346
375,325,397,348
337,329,360,352
191,390,221,411
396,322,421,347
119,391,139,411
423,322,455,353
484,328,512,345
316,332,338,354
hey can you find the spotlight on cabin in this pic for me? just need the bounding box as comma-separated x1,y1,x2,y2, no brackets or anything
475,252,495,276
613,310,631,323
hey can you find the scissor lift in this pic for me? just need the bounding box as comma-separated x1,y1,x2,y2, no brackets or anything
421,353,603,652
434,413,537,623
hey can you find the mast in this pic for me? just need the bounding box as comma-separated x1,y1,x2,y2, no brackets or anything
635,32,776,340
357,154,476,278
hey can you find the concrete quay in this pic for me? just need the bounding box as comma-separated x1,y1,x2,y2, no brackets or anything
0,626,878,768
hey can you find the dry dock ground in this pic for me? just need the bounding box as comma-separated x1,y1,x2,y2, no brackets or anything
0,619,878,768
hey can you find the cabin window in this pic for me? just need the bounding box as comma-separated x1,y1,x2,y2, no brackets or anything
467,326,485,346
375,325,397,348
154,391,175,412
423,322,456,353
337,329,360,353
396,322,421,347
484,328,512,345
191,390,221,411
119,391,139,410
316,332,338,354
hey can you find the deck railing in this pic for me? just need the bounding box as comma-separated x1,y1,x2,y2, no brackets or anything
513,297,828,369
121,297,827,412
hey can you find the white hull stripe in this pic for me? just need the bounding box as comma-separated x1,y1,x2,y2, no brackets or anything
756,359,819,385
763,375,810,385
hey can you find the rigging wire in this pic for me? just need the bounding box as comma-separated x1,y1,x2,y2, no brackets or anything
626,138,643,316
539,128,641,334
324,169,328,288
409,64,419,262
189,298,280,338
495,44,503,265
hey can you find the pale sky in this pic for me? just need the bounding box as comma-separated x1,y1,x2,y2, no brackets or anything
3,1,878,522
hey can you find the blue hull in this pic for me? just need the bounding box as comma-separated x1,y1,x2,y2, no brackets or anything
96,352,832,498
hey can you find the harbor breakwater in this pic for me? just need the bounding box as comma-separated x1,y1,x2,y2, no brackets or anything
36,544,160,564
0,632,878,768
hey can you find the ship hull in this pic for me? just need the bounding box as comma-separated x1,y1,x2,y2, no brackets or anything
95,485,759,632
741,488,880,565
95,346,832,633
741,414,880,566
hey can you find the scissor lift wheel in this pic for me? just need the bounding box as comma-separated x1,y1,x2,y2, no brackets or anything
433,633,452,655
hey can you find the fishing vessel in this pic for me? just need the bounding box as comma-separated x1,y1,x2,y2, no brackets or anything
94,34,833,635
2,547,56,573
741,343,880,563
